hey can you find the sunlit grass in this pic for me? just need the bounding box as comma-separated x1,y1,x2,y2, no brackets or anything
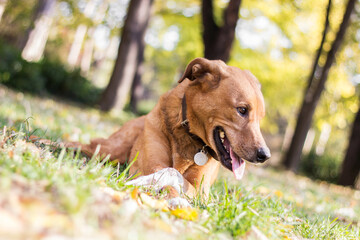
0,85,359,239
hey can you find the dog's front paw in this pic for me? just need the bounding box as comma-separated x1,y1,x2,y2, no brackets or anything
125,174,154,187
167,197,191,208
125,168,184,194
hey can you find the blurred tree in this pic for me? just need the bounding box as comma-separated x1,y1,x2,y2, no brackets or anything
0,0,7,22
79,2,108,74
129,40,145,114
80,28,95,73
338,105,360,186
283,0,357,172
67,0,96,67
142,0,203,93
282,0,332,169
202,0,241,62
129,0,242,113
99,0,154,111
20,0,57,62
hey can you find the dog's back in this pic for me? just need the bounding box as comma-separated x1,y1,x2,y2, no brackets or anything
79,116,146,163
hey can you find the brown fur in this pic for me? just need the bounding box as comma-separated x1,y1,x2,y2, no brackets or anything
71,58,270,198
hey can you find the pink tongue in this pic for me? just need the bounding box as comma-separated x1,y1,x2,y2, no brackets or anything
230,147,245,180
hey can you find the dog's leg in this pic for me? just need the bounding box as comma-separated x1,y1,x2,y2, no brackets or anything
182,161,220,198
65,116,146,163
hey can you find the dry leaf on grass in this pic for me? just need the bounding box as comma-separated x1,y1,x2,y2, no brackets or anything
139,193,169,211
170,207,198,221
101,187,127,204
146,219,174,233
131,188,139,200
274,190,283,198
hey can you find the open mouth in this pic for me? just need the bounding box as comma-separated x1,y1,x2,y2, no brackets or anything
213,127,246,180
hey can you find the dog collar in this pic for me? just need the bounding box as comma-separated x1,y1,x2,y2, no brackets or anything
181,95,218,161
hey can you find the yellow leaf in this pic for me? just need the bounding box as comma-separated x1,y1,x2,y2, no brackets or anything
170,207,198,221
62,133,70,141
139,193,169,211
274,190,283,198
257,186,270,195
279,223,294,229
149,219,173,233
101,187,126,203
131,188,139,200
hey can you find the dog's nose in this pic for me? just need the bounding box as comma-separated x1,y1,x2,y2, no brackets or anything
256,147,271,162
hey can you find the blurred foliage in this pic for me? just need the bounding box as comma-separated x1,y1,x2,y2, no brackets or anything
0,0,359,184
0,41,102,105
300,150,341,184
0,0,37,43
143,1,359,181
144,0,359,131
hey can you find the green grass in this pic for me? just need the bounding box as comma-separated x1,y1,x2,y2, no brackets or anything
0,85,359,239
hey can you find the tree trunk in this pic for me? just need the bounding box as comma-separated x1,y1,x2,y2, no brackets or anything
201,0,241,62
129,40,145,114
67,0,96,67
129,65,145,114
80,28,94,74
91,36,118,86
305,0,332,92
99,0,153,112
20,0,56,62
338,106,360,186
283,0,331,170
67,24,87,66
283,0,356,172
0,0,7,22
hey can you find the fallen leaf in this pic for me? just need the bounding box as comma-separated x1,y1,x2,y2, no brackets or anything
8,150,14,158
62,133,70,141
257,186,270,195
274,190,283,198
139,193,169,211
170,207,198,221
130,188,143,206
148,219,173,233
131,188,139,200
101,187,126,203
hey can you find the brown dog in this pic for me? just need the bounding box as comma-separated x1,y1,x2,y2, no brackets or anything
76,58,270,198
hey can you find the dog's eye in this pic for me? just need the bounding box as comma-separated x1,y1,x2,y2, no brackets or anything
237,107,248,116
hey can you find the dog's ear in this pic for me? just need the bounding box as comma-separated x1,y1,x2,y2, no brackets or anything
178,58,218,83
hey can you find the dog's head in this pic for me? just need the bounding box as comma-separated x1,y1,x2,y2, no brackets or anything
179,58,271,180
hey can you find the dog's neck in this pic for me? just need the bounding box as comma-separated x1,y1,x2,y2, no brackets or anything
181,95,218,160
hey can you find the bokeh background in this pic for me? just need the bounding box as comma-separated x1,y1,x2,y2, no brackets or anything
0,0,359,187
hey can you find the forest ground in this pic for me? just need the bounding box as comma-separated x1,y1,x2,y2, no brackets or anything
0,85,359,239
